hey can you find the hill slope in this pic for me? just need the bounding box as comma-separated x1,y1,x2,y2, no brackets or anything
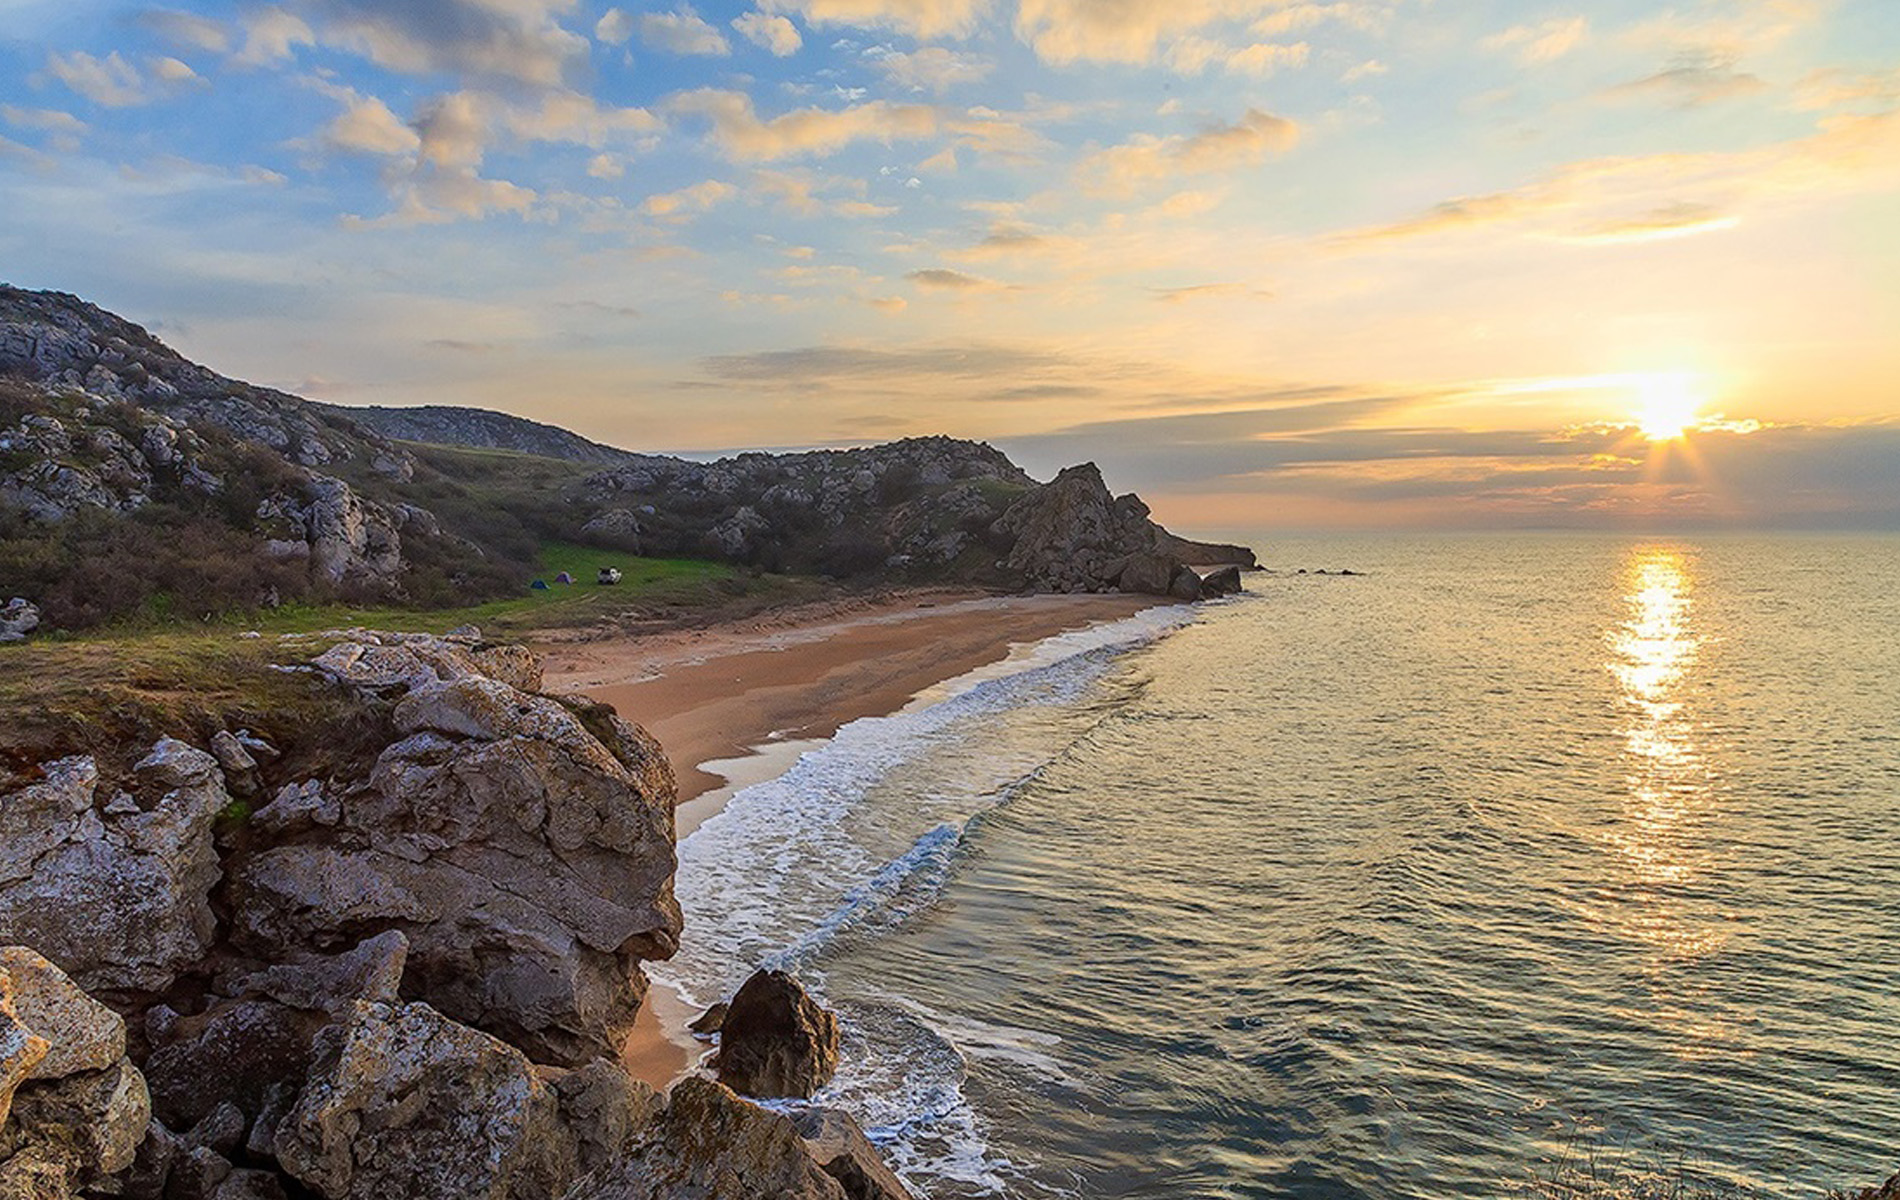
0,285,1253,635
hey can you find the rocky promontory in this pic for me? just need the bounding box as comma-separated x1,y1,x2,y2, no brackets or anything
3,285,1253,639
0,628,911,1200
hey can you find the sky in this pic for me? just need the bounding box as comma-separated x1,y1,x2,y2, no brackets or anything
2,0,1898,534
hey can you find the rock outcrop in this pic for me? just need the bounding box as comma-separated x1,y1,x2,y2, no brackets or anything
0,947,152,1197
0,742,227,997
713,970,840,1101
564,1078,848,1200
0,599,39,643
227,631,680,1067
793,1108,916,1200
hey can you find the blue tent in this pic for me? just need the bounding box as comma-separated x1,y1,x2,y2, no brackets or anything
531,579,549,590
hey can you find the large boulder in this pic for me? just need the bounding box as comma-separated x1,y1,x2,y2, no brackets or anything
0,741,228,995
1199,564,1244,598
713,970,839,1101
228,634,680,1067
0,970,49,1131
563,1077,846,1200
0,949,124,1081
0,1057,151,1191
273,1000,628,1200
1111,552,1180,597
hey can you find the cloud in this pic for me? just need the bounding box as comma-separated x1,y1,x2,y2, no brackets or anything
587,153,624,178
1793,67,1900,111
757,0,990,40
413,91,487,168
906,267,1000,290
595,8,634,44
1166,37,1309,76
1338,109,1900,246
234,7,315,65
1480,16,1588,65
667,88,937,161
136,8,231,53
732,10,802,55
347,168,538,227
1603,55,1770,107
1014,0,1342,66
703,342,1070,381
1342,58,1386,83
639,8,732,56
870,47,993,93
42,51,183,108
750,168,897,216
1080,108,1300,194
296,0,587,87
319,88,422,156
1,105,88,136
643,178,738,215
1568,201,1739,244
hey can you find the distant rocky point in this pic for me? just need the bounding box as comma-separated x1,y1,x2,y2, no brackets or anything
1,284,1253,636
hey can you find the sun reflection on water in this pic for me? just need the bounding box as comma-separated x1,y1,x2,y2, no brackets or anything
1598,547,1736,1057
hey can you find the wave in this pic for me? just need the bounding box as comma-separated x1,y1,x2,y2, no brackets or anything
646,603,1195,1196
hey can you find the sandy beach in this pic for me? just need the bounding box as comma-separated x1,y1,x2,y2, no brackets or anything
537,588,1164,1089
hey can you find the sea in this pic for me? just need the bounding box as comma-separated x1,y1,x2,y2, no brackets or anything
645,534,1900,1200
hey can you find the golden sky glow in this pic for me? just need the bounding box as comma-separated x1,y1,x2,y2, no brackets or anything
2,0,1897,530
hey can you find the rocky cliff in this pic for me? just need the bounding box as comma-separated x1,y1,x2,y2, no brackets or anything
1,285,1254,636
0,629,896,1200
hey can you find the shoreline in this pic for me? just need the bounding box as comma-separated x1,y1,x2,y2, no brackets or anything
538,589,1169,1089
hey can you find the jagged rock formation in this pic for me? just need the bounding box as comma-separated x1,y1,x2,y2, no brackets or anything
793,1108,915,1200
323,403,648,466
564,1078,850,1200
0,629,914,1199
224,629,680,1067
0,598,36,643
0,949,150,1196
712,970,840,1101
2,285,1255,634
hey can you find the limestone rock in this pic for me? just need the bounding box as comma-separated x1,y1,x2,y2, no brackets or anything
0,971,51,1132
1167,566,1204,602
229,639,679,1067
580,509,643,552
0,598,38,643
793,1108,917,1200
990,465,1166,593
0,948,125,1079
563,1077,846,1200
0,742,226,995
713,971,839,1101
224,931,408,1019
274,1000,578,1200
1200,564,1244,598
549,1061,662,1178
0,1058,151,1184
1112,552,1180,598
143,1001,322,1134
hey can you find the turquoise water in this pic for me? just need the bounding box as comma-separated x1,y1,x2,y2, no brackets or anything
661,535,1900,1198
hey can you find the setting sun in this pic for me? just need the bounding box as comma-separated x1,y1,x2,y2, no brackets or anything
1635,374,1706,442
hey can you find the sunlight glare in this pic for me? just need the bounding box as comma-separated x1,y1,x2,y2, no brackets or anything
1634,373,1705,442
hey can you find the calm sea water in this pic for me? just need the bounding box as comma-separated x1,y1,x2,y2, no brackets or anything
653,534,1900,1199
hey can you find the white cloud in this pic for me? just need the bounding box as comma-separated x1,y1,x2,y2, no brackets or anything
298,0,586,87
595,8,635,44
1481,16,1588,65
44,51,152,108
136,9,232,53
588,153,625,178
644,178,739,215
319,88,422,156
732,11,803,55
758,0,989,40
149,56,202,85
234,7,315,66
1081,108,1300,194
1,105,88,136
871,47,993,93
668,88,938,161
1342,58,1387,83
1167,37,1309,76
639,8,732,56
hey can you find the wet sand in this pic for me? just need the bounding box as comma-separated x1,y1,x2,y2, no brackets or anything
537,589,1163,1089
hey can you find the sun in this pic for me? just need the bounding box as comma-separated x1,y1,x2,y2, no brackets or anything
1633,373,1704,442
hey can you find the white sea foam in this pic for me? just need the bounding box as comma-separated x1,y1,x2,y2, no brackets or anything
647,603,1194,1196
